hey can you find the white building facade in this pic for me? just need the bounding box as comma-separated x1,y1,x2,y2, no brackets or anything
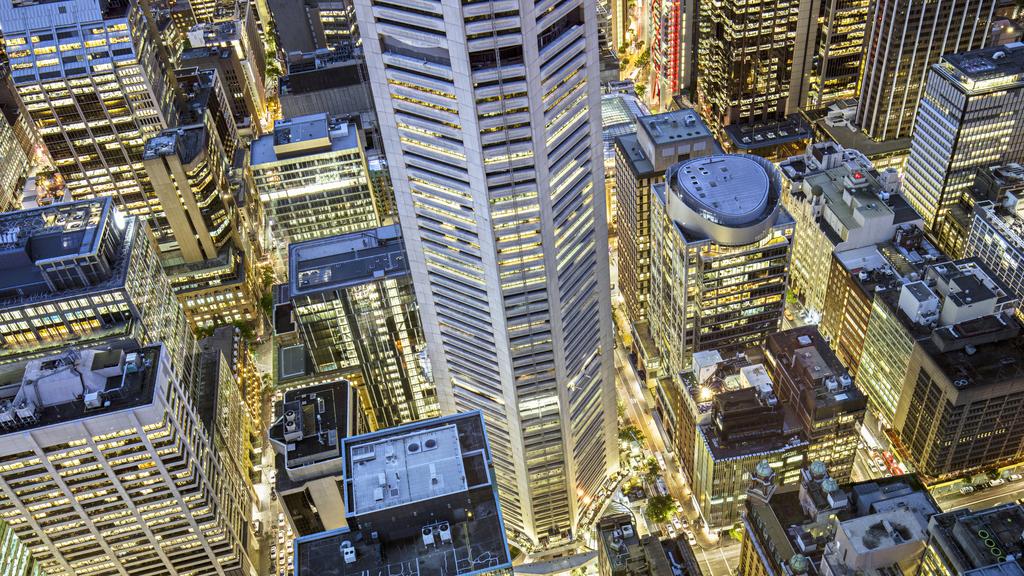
352,0,617,545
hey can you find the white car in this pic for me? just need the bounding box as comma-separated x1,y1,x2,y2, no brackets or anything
671,517,682,530
1009,474,1022,481
686,531,697,546
960,485,975,495
990,479,1006,487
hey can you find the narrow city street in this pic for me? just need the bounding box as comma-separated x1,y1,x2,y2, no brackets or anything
614,337,742,575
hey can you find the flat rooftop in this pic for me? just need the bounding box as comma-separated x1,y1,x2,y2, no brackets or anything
251,114,359,165
638,109,711,144
0,345,159,434
766,326,867,412
349,423,467,515
930,505,1024,572
269,380,351,492
672,155,774,226
289,225,407,296
943,42,1024,84
724,115,811,151
143,124,207,163
296,412,511,576
0,198,134,306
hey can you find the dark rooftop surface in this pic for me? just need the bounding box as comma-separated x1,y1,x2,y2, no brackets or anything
766,326,867,414
929,505,1024,572
269,380,351,493
0,345,159,435
289,225,407,297
943,42,1024,83
295,412,511,576
724,115,812,151
0,198,135,307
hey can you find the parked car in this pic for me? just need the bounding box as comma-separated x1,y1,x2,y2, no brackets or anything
784,309,795,321
989,479,1006,487
960,485,975,495
686,531,697,546
1008,474,1022,481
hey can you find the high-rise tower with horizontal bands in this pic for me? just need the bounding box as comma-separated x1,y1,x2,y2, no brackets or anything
352,0,617,546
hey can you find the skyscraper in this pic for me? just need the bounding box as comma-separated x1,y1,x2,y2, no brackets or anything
0,0,173,212
287,226,440,429
249,113,381,256
0,112,28,212
791,0,870,110
0,344,253,576
855,0,995,142
0,199,195,384
352,0,617,545
648,154,794,376
903,43,1024,257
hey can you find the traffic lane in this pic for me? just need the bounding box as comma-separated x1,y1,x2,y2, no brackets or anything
936,480,1024,512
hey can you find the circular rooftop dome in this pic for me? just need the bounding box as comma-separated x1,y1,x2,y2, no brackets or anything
668,154,783,246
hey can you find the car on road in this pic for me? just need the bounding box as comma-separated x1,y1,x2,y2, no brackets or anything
671,517,682,530
989,479,1006,487
1009,474,1022,482
685,531,697,546
960,485,975,495
784,309,795,321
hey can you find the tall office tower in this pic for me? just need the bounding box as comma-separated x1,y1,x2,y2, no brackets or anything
857,259,1020,456
855,0,995,142
739,466,939,575
181,18,268,135
600,92,649,232
293,411,513,576
791,0,870,110
352,0,617,546
249,113,381,257
649,154,794,377
144,71,262,330
287,226,440,429
268,379,365,536
647,0,694,112
0,344,253,576
189,0,237,22
967,172,1024,321
0,519,43,576
921,504,1024,574
615,110,715,333
903,44,1024,258
0,0,172,214
764,326,866,483
0,113,28,212
200,325,265,434
695,0,807,151
198,328,257,483
309,0,359,52
0,199,195,383
778,142,911,319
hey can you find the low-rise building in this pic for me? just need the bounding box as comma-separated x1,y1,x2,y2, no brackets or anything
596,514,674,576
966,165,1024,321
778,142,916,319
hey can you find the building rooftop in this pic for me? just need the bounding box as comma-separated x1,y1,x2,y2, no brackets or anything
268,380,353,492
295,412,511,576
746,471,938,574
0,198,136,307
928,505,1024,573
941,42,1024,85
700,381,807,461
601,93,648,136
596,514,647,573
724,115,812,151
667,155,785,244
638,109,712,145
143,124,208,163
187,21,241,46
766,326,867,416
289,225,407,297
280,52,364,95
0,345,159,434
251,114,358,165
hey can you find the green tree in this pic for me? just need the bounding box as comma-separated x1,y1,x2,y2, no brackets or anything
644,457,661,483
618,425,644,443
646,495,677,524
